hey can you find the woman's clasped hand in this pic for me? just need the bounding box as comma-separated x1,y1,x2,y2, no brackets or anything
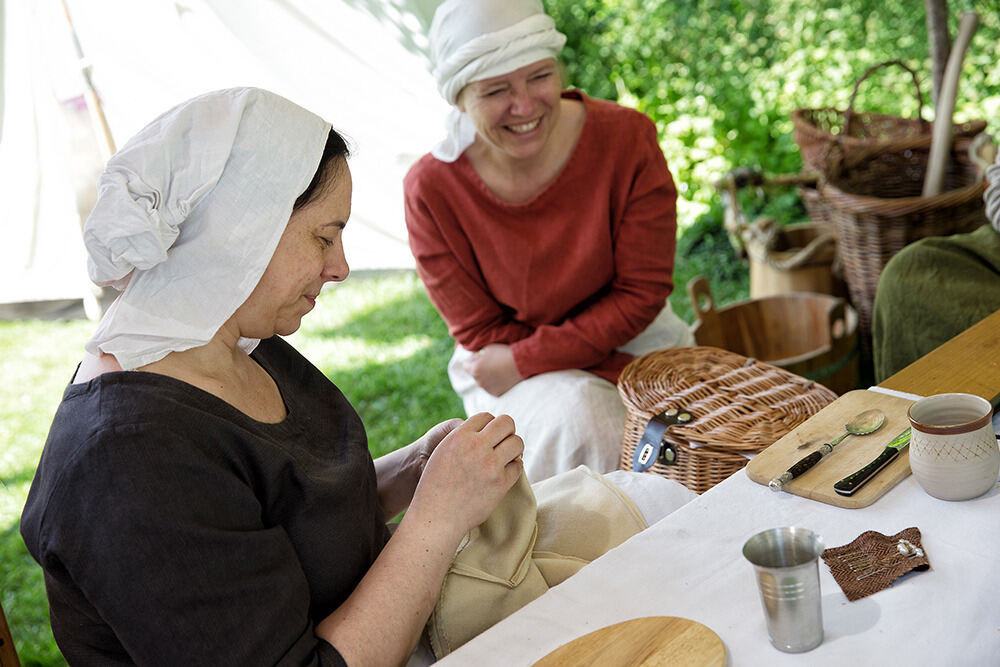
461,344,523,397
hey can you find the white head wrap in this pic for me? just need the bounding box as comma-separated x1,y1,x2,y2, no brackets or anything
83,87,332,370
985,156,1000,233
429,0,566,162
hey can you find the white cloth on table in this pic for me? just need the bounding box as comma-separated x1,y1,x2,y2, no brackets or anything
448,301,693,482
435,466,1000,666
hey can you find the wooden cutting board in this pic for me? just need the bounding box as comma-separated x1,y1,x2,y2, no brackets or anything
532,616,725,667
745,389,915,508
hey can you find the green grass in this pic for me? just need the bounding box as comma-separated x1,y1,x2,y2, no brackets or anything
1,320,94,667
0,255,747,664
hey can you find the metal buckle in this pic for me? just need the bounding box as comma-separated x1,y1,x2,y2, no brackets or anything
632,407,693,472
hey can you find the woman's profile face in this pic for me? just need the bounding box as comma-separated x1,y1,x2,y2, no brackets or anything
236,159,352,339
458,58,562,161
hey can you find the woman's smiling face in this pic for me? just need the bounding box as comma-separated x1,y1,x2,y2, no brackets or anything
458,58,562,161
236,159,352,339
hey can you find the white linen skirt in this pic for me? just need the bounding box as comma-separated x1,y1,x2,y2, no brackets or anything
447,300,694,483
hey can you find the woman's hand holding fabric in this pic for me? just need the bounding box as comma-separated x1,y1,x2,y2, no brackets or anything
409,412,524,540
463,343,524,396
374,418,464,519
320,413,523,665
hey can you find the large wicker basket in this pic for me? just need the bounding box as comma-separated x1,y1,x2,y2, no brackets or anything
817,134,989,356
792,60,986,174
618,347,837,494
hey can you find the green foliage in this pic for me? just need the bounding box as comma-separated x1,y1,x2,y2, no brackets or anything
547,0,1000,230
671,202,750,323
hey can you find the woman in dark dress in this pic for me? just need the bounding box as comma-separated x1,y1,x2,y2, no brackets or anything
20,87,523,666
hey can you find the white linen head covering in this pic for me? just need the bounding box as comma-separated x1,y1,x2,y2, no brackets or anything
83,87,332,370
429,0,566,162
985,155,1000,233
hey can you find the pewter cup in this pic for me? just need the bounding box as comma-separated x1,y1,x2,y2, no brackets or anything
743,526,825,653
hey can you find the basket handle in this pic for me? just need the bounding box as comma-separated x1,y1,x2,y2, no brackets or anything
843,60,926,136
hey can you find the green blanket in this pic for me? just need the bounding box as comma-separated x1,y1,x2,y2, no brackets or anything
872,224,1000,382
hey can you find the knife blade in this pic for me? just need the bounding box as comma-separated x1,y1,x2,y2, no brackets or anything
833,428,911,496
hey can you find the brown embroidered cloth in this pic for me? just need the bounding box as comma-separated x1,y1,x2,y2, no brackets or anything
822,527,930,601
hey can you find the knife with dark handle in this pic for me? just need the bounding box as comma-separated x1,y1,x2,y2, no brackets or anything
833,428,911,496
768,443,834,490
768,409,886,491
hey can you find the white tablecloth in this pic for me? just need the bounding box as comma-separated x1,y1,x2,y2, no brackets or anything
436,466,1000,665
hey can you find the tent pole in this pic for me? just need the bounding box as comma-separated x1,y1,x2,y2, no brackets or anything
59,0,116,163
59,0,115,320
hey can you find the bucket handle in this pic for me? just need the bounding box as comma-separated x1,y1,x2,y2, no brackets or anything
687,275,716,319
686,275,728,351
827,298,848,342
714,168,822,258
744,222,838,271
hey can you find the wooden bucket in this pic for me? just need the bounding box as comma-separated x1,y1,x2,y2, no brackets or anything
687,276,859,395
745,221,846,299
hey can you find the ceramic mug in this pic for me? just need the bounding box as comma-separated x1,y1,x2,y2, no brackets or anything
907,393,1000,501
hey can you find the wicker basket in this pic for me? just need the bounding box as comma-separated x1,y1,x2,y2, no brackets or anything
618,347,837,494
792,60,986,174
800,183,835,226
817,134,989,355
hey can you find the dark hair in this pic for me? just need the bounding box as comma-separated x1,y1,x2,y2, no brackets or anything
293,128,351,210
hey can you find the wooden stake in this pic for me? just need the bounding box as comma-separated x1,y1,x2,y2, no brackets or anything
922,11,978,198
924,0,951,110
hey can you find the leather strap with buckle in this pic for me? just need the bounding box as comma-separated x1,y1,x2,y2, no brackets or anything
632,407,693,472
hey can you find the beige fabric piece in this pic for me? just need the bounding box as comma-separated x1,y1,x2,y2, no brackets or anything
427,465,648,658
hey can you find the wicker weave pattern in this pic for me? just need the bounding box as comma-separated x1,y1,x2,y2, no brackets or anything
818,135,988,353
618,347,837,494
791,60,986,174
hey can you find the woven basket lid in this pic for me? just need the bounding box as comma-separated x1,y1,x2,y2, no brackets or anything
618,346,837,455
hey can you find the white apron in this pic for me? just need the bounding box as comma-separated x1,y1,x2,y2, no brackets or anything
447,301,694,482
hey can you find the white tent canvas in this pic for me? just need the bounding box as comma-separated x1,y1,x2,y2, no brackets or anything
1,0,449,316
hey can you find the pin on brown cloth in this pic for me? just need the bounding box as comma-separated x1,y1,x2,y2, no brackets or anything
822,527,930,601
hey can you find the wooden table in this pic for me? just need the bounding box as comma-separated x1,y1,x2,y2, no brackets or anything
879,308,1000,404
436,310,1000,666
